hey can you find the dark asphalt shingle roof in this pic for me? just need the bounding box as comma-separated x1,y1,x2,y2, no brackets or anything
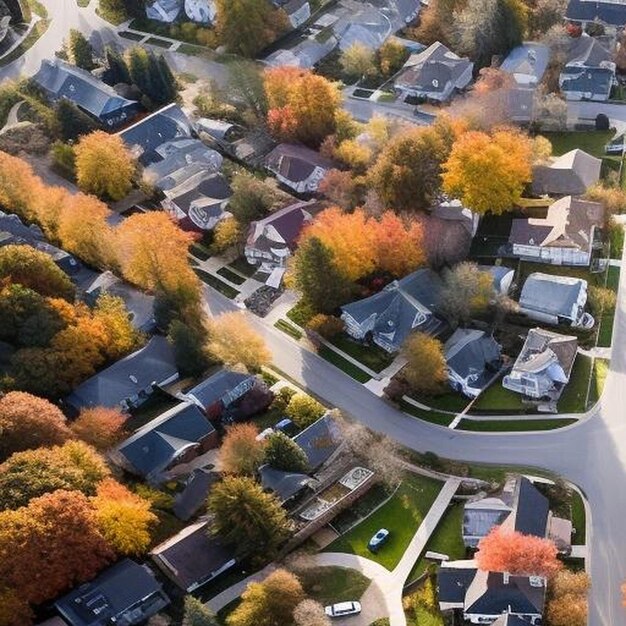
118,402,214,478
265,144,336,183
519,273,586,319
532,149,602,196
55,559,169,626
514,477,550,537
66,336,178,410
565,0,626,25
437,565,478,604
173,468,219,520
444,329,502,390
33,59,138,120
184,370,255,411
293,413,341,471
259,464,313,501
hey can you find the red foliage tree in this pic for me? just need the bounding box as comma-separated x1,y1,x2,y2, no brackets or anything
373,211,425,277
70,407,127,450
476,526,561,578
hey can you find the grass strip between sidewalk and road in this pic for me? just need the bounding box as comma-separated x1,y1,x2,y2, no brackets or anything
457,418,578,432
318,345,371,383
274,319,302,340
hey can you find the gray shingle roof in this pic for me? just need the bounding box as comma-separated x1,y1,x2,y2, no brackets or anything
500,43,549,84
32,59,138,120
293,413,341,471
259,464,313,501
66,336,178,411
55,559,169,626
173,468,219,520
514,477,550,537
118,401,214,478
565,0,626,25
512,327,578,379
183,370,255,411
265,144,336,183
519,273,586,319
532,149,602,196
445,329,502,390
437,564,478,604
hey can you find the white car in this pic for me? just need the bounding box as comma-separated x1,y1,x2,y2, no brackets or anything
324,601,362,618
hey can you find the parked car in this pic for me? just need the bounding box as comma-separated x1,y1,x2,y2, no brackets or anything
368,528,390,552
325,602,362,618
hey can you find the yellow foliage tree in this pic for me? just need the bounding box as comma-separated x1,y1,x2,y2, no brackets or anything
442,128,533,215
93,293,143,360
74,131,135,201
0,152,39,221
91,479,157,555
401,333,447,395
334,139,372,172
212,217,243,253
206,312,270,371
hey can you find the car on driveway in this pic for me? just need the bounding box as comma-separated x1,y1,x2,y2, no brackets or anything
325,601,362,618
368,528,390,552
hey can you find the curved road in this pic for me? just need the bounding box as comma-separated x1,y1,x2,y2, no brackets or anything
2,2,625,622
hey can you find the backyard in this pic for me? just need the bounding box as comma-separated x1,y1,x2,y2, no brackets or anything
327,474,444,570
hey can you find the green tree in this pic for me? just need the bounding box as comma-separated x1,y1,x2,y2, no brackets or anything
0,284,49,344
285,393,325,428
264,432,309,473
215,0,289,57
0,245,75,300
104,46,131,84
228,61,268,120
98,0,129,22
288,237,355,314
54,99,98,142
228,173,275,225
67,29,95,70
207,476,291,558
183,595,218,626
438,262,494,326
8,346,67,397
50,141,77,179
401,333,447,395
168,319,212,377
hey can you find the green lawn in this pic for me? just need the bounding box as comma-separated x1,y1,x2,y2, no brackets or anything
327,474,444,570
190,242,211,261
558,354,592,413
318,345,371,383
571,489,587,545
471,384,525,413
589,358,609,405
217,266,246,285
421,391,470,413
274,319,303,340
146,36,172,48
598,267,620,347
407,503,465,582
286,300,316,327
541,130,614,158
328,335,393,373
0,20,49,67
193,268,239,299
399,399,454,427
331,483,393,534
298,566,371,605
457,418,577,432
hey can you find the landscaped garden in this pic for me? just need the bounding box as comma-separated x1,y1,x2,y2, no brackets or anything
327,474,444,570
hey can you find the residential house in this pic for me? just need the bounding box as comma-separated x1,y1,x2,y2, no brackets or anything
491,614,537,626
444,329,502,398
146,0,181,21
463,475,550,548
162,170,232,232
185,0,217,23
559,34,616,101
180,369,273,422
244,200,316,286
264,144,337,194
532,149,602,197
431,198,480,237
151,520,237,592
118,103,194,166
173,468,220,520
503,86,536,125
65,335,179,412
32,59,140,128
264,37,339,69
116,401,218,482
55,559,169,626
393,42,473,103
500,43,549,86
0,211,80,275
503,327,578,408
565,0,626,31
274,0,311,28
82,270,156,332
333,4,391,51
508,196,605,267
293,412,343,471
341,269,446,353
438,561,545,625
259,464,315,503
518,273,593,328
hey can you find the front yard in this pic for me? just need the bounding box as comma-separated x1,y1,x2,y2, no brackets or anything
298,566,371,606
327,335,394,373
557,353,593,413
327,474,444,570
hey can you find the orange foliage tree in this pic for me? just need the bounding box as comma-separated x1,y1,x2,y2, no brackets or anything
71,407,127,450
373,211,425,277
0,391,71,461
264,67,341,147
476,527,561,578
219,423,266,476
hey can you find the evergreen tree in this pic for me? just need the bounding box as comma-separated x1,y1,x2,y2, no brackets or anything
155,55,178,104
168,320,212,377
67,29,95,71
55,100,98,142
289,237,354,314
104,47,131,85
264,432,309,473
127,47,153,101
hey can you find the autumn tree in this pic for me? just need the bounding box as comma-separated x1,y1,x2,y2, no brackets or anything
212,217,244,254
0,440,110,511
476,527,561,578
340,43,376,78
93,293,143,360
378,40,409,77
215,0,289,56
288,237,355,313
183,596,218,626
71,407,127,450
208,476,291,558
286,393,325,428
115,211,198,293
0,490,113,608
438,262,494,326
0,245,75,300
401,333,447,395
585,183,626,216
421,215,471,269
412,0,462,47
334,139,373,172
228,173,275,225
74,131,135,200
533,91,568,131
219,423,267,476
227,569,305,626
442,127,533,215
265,67,341,147
293,599,331,626
318,169,362,210
205,312,270,372
0,392,71,461
91,479,157,555
264,432,309,473
369,117,461,211
373,212,425,277
0,151,39,220
67,29,95,70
